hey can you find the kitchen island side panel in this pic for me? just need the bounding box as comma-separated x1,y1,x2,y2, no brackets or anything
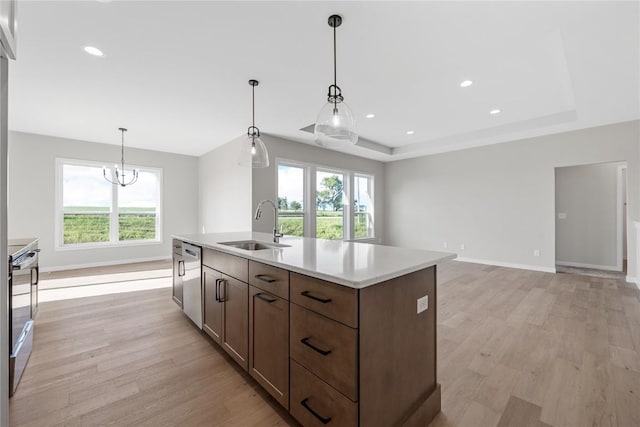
358,266,438,427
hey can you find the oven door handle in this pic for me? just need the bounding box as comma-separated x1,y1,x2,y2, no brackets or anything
13,253,38,271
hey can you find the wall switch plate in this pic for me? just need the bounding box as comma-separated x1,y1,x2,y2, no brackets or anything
417,295,428,314
460,244,465,250
534,249,541,257
443,242,448,249
558,212,567,220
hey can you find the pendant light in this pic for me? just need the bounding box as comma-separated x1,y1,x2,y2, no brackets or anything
103,128,139,187
238,79,269,168
314,14,358,147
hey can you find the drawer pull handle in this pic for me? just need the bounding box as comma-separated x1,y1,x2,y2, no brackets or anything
300,337,332,356
300,291,332,304
255,293,276,303
254,274,277,283
300,398,332,424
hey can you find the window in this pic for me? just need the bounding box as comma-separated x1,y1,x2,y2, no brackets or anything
354,175,374,239
276,159,374,241
316,170,345,239
57,159,161,247
277,164,305,237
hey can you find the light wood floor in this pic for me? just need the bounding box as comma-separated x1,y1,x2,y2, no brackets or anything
9,261,640,426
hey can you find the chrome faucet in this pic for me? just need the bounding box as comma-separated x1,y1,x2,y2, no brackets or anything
254,200,283,243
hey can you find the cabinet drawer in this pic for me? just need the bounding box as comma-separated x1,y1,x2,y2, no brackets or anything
290,304,357,401
203,248,248,282
249,261,289,301
290,272,358,327
172,239,182,255
290,360,357,427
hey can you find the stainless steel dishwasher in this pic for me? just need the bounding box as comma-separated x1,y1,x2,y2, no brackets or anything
181,243,202,328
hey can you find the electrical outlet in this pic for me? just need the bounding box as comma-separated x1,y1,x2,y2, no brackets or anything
558,212,567,220
534,249,541,257
443,242,448,249
417,295,428,314
460,244,465,250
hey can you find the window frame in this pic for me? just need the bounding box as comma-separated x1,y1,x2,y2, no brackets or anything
353,173,375,240
55,158,163,250
275,158,374,241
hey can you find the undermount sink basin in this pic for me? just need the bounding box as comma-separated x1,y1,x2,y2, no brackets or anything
219,240,291,251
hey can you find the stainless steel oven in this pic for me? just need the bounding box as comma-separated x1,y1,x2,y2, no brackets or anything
8,239,39,396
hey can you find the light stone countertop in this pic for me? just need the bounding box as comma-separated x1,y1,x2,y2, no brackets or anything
172,232,456,288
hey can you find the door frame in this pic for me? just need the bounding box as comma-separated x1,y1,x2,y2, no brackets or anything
616,164,627,272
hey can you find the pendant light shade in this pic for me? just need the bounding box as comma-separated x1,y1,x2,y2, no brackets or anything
238,79,269,168
314,14,358,147
238,133,269,168
314,99,357,147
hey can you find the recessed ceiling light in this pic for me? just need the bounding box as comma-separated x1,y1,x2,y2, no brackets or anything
83,46,104,57
365,113,375,119
406,130,415,135
490,109,501,115
460,80,473,88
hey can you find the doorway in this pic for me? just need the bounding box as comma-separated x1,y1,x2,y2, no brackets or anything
555,161,628,279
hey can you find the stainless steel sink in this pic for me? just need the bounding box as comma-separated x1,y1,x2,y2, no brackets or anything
219,240,291,251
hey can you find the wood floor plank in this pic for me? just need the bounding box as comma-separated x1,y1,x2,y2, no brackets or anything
496,396,551,427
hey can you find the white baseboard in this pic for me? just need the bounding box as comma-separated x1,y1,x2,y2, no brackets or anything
556,261,622,272
455,257,556,274
626,276,638,285
40,256,171,273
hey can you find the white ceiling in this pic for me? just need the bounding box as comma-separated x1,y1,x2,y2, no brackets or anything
9,1,640,161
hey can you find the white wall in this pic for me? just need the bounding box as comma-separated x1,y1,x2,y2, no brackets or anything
8,131,199,270
198,136,252,233
555,162,621,270
251,134,385,242
384,120,639,279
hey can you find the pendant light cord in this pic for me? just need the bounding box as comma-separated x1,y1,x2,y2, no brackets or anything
333,23,337,89
333,22,338,111
252,84,255,131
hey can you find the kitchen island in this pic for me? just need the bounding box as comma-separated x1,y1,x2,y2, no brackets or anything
172,232,454,427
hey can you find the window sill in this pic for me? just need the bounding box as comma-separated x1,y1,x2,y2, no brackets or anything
56,239,163,251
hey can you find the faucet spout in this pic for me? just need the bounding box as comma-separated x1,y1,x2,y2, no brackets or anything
254,200,283,243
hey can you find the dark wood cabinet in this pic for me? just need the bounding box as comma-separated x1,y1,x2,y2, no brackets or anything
290,303,357,400
203,265,248,370
290,360,357,427
203,266,223,344
175,241,441,426
221,274,248,370
249,285,289,409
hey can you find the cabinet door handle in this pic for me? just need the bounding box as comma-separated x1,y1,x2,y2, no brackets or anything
300,291,332,304
300,337,332,356
218,279,226,302
254,274,276,283
255,293,276,303
215,278,220,302
300,398,332,424
178,260,185,277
